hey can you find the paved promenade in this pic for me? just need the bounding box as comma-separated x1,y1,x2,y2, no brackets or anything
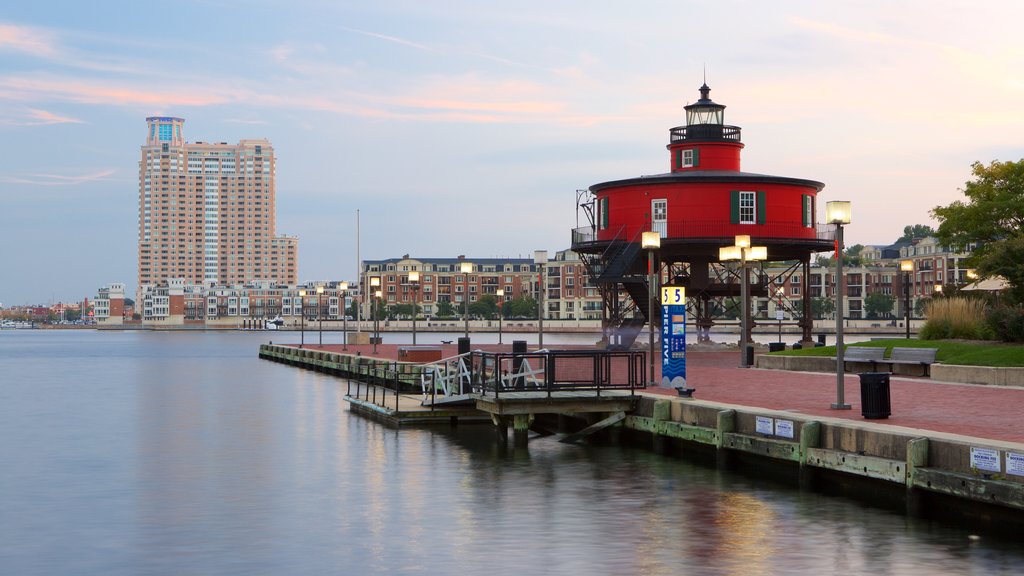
285,342,1024,445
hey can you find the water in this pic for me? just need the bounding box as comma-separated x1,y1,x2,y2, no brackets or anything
1,330,1020,575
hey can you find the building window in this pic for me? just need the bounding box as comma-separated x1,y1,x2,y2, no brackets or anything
678,148,698,168
598,197,609,230
802,195,815,228
731,190,764,225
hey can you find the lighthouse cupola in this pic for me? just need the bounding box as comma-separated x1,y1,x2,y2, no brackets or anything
668,83,743,172
685,82,725,127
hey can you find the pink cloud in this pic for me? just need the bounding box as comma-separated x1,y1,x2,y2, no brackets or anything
0,168,115,186
0,23,57,57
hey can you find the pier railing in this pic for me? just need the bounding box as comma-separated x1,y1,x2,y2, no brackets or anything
466,349,646,398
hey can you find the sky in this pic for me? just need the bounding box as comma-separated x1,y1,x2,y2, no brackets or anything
1,1,1023,306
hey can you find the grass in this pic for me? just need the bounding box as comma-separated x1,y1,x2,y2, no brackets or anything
772,338,1024,367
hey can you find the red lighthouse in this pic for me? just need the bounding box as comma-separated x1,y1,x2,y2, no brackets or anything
572,83,833,346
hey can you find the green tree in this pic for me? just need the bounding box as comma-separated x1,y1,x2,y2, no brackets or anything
896,224,935,243
932,159,1024,304
863,292,896,319
506,296,538,318
811,297,835,319
468,294,498,318
816,244,864,267
436,300,456,318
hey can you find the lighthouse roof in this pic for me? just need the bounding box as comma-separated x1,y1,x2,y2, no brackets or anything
590,170,825,193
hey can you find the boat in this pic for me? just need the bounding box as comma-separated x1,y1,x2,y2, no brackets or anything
265,317,285,330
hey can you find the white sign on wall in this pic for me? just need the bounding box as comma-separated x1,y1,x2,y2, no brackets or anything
755,416,773,435
1006,452,1024,477
970,447,1002,473
775,419,794,439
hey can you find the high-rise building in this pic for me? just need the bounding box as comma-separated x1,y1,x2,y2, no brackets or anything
137,117,298,295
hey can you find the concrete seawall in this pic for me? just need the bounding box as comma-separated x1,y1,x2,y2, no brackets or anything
623,396,1024,513
755,354,1024,387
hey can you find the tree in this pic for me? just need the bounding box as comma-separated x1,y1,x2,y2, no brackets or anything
863,293,896,319
896,224,935,244
468,294,498,318
815,244,864,268
436,300,455,318
933,159,1024,304
506,296,538,318
811,297,834,319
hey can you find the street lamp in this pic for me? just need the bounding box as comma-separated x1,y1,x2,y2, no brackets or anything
719,235,767,367
316,284,325,347
642,231,661,386
339,281,349,351
496,288,505,345
460,261,472,338
900,259,913,339
826,200,852,410
534,250,548,349
370,277,380,353
298,289,306,348
776,287,785,344
374,289,382,354
408,270,420,345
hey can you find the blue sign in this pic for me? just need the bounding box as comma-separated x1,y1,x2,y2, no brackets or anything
660,287,686,388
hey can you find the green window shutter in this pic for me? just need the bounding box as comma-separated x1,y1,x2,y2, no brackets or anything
676,149,683,168
757,191,766,224
601,197,609,229
802,195,809,227
730,190,739,224
692,148,700,167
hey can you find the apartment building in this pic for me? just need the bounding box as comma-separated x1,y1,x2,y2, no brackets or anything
137,117,298,303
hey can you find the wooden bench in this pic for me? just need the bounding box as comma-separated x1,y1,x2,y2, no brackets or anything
879,347,939,377
836,347,887,372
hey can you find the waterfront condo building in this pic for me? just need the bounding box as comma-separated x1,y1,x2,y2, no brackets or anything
137,117,298,299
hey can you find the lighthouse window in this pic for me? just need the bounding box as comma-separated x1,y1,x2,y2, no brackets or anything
679,149,698,168
739,191,756,224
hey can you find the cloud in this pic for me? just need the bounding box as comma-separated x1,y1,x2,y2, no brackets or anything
0,107,85,126
338,26,437,53
0,22,58,57
0,169,115,186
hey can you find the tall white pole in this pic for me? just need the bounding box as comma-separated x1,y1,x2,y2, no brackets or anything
832,223,851,410
355,209,361,333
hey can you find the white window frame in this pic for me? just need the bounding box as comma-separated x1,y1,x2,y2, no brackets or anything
681,149,695,167
739,191,756,224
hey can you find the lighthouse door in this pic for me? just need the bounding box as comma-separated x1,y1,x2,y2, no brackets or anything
652,199,667,237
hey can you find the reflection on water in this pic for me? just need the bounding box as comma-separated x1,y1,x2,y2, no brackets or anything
1,330,1021,575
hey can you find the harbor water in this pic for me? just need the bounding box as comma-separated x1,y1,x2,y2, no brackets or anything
1,330,1021,575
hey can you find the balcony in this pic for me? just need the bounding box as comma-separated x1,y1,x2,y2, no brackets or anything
669,124,742,143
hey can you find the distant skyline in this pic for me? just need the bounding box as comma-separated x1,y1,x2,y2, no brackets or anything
2,1,1023,305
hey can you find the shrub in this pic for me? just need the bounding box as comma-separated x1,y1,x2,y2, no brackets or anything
920,297,992,340
985,305,1024,343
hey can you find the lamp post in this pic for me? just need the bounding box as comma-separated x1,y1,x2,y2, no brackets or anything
719,235,767,367
370,277,380,353
316,284,324,347
900,259,913,340
460,262,472,338
339,281,349,351
298,289,306,348
776,287,785,344
496,288,504,345
534,250,547,349
374,289,382,354
826,200,852,410
408,270,420,345
641,231,661,386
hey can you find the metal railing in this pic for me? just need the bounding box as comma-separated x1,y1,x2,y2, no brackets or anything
669,124,742,142
574,220,837,247
464,349,646,398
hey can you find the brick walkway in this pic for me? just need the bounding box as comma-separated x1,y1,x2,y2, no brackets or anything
292,343,1024,445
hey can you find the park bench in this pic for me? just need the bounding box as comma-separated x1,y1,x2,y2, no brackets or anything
878,347,939,377
835,347,887,372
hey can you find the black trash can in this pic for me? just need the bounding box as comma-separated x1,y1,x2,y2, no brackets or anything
817,334,827,346
744,344,755,366
457,337,471,356
859,372,891,419
768,342,786,352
